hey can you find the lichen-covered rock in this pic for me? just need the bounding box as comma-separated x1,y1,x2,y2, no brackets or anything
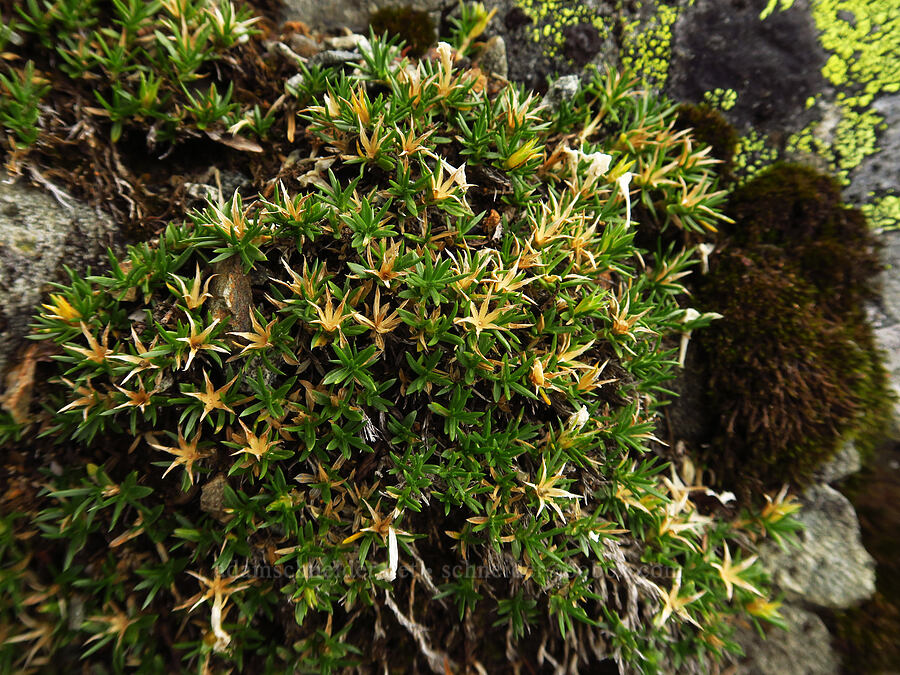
0,181,121,375
845,95,900,204
761,484,876,609
733,603,840,675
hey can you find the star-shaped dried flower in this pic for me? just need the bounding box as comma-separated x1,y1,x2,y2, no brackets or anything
146,429,210,485
113,378,154,414
65,322,112,364
231,420,281,462
353,288,405,350
229,310,276,355
183,370,237,423
522,459,582,521
108,327,160,385
175,314,229,371
653,568,705,628
167,263,216,310
176,570,250,652
711,543,762,601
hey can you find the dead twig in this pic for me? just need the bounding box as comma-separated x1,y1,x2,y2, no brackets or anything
26,164,73,210
382,590,454,674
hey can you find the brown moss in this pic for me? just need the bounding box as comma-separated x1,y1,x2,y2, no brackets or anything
691,163,891,489
369,6,436,57
674,103,738,179
696,250,866,487
723,163,881,317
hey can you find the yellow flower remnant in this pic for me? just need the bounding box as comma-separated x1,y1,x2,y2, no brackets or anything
40,294,80,323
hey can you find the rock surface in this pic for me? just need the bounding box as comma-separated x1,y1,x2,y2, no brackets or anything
478,35,508,79
280,0,444,32
667,0,827,131
734,604,840,675
542,74,581,110
0,180,122,375
815,439,863,484
868,230,900,431
761,484,876,609
845,95,900,204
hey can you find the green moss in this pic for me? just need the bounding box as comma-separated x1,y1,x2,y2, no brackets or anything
369,5,436,57
1,18,793,673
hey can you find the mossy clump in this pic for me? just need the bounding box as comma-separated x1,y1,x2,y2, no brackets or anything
697,250,878,486
696,163,892,488
369,5,436,57
674,103,738,179
723,163,881,316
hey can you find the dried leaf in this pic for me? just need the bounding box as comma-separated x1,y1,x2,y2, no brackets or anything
205,130,264,153
1,343,38,424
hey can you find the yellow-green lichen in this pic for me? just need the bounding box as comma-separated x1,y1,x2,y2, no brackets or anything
810,0,899,181
513,0,609,61
703,88,738,112
734,129,780,182
862,195,900,231
834,107,886,172
620,3,683,88
786,119,836,166
735,0,899,208
813,1,900,102
760,0,797,20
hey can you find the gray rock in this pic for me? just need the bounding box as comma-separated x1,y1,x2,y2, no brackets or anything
479,35,508,79
287,33,320,58
815,439,862,484
0,180,122,375
542,75,581,110
845,95,900,203
490,0,617,94
323,34,371,54
280,0,443,33
761,484,875,609
667,0,827,131
872,231,900,327
733,604,839,675
309,49,361,68
868,230,900,433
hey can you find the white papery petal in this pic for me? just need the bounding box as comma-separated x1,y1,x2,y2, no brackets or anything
376,527,399,583
617,172,634,227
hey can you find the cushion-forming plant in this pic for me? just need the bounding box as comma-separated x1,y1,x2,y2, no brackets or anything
0,5,801,674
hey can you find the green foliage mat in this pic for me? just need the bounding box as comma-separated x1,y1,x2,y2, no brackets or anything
1,3,806,673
